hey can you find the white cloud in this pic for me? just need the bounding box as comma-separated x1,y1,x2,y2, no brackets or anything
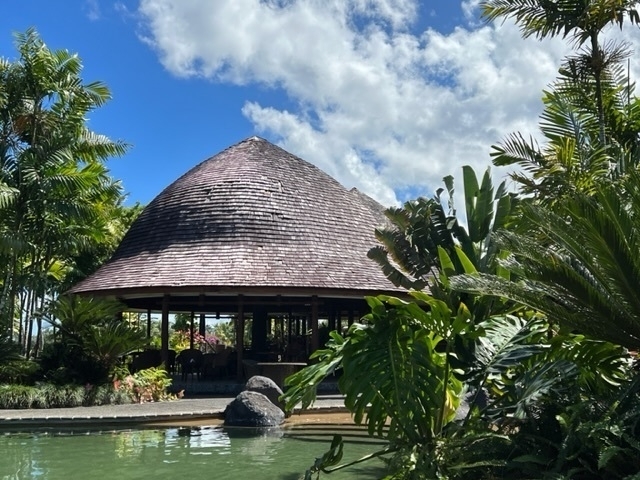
461,0,481,24
135,0,638,206
84,0,101,21
114,2,135,18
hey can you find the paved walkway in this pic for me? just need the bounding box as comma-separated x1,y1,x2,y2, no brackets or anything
0,394,347,428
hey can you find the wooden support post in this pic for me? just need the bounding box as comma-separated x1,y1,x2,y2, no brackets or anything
199,313,206,337
311,295,319,354
190,311,195,349
236,295,245,381
161,294,170,368
146,309,152,338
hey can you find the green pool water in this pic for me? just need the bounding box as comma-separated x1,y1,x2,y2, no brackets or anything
0,424,388,479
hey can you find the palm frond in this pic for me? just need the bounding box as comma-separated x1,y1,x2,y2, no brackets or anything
475,315,548,378
452,169,640,350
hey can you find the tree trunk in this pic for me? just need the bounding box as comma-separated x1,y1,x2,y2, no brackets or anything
591,32,606,147
21,288,33,354
33,290,46,358
17,290,26,348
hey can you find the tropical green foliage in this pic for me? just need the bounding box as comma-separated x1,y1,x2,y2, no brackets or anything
41,295,146,384
454,361,640,480
0,334,21,363
452,169,640,351
288,293,635,478
490,53,640,204
285,166,516,411
481,0,640,146
288,3,640,477
59,202,143,292
483,0,640,202
0,331,37,384
286,294,468,478
368,166,519,338
0,383,131,409
210,316,252,347
341,295,465,441
0,28,129,357
542,378,640,479
0,358,39,384
113,366,176,403
285,167,532,478
0,364,176,409
369,166,518,293
481,1,640,42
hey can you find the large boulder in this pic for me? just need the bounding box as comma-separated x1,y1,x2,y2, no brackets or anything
244,375,285,411
224,391,285,427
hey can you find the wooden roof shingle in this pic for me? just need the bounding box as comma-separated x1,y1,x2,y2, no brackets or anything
69,136,403,297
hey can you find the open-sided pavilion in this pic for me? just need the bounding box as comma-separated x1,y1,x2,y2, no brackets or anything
69,136,405,379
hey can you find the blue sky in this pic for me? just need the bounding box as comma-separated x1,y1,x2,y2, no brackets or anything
3,1,637,208
2,1,260,206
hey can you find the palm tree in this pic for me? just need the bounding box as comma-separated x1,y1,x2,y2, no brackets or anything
0,29,128,353
460,2,640,350
59,202,144,292
489,49,640,204
481,0,640,145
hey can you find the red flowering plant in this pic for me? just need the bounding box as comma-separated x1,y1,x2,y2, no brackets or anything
170,330,220,352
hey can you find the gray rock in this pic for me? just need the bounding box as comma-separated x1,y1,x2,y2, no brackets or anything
224,391,285,427
244,375,285,411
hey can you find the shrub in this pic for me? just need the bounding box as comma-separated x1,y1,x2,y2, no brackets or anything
83,383,131,406
41,296,147,385
0,385,42,409
0,364,177,408
0,359,40,384
0,383,134,409
114,367,176,403
38,341,106,385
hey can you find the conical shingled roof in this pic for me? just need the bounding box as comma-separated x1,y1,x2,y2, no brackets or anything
69,136,403,296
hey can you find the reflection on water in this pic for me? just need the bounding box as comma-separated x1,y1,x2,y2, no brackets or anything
0,425,387,479
115,428,166,459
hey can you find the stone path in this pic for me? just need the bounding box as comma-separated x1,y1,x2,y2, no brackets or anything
0,394,347,428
